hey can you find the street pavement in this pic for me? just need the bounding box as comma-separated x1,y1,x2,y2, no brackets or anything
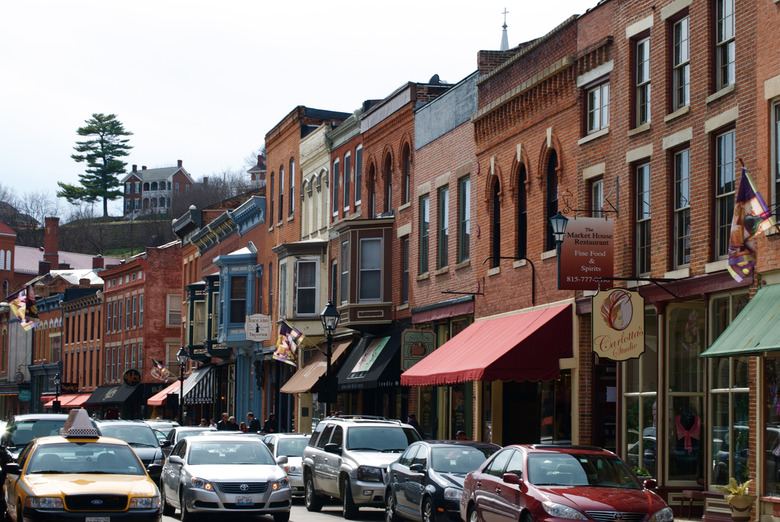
161,497,387,522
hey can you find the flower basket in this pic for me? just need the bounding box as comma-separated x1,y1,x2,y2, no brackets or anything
715,478,755,522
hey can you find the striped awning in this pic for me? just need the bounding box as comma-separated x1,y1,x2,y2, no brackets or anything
183,365,215,405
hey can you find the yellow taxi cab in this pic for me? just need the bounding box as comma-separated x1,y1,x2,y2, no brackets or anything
2,408,161,522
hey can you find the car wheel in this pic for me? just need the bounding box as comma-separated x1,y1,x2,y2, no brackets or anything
341,478,359,520
273,511,291,522
180,491,196,522
468,505,480,522
16,501,25,522
161,487,174,516
385,489,401,522
422,496,434,522
521,511,534,522
304,473,324,512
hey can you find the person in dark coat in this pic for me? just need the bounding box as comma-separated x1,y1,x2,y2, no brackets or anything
247,412,262,433
216,412,230,430
407,413,423,438
262,413,277,433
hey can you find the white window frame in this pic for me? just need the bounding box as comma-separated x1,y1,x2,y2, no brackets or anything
344,152,351,212
355,146,363,206
332,158,340,217
279,261,288,318
295,258,319,316
715,0,735,90
635,37,651,126
674,149,691,268
715,130,736,258
587,82,610,133
672,16,690,110
166,294,181,327
636,163,652,275
359,237,382,302
340,240,349,305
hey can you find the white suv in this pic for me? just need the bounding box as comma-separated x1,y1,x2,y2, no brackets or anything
302,415,421,519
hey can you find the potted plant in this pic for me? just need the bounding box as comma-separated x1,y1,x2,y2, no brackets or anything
715,478,755,522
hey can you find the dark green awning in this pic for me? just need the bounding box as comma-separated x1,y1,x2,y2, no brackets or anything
701,284,780,357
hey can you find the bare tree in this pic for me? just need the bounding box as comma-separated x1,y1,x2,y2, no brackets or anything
170,169,258,218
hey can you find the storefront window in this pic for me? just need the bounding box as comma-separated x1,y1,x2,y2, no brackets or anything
623,308,658,477
709,292,749,487
540,371,572,444
667,302,705,482
765,357,780,496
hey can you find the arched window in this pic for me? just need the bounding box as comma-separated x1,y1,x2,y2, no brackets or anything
270,173,275,224
384,154,393,213
0,250,4,270
279,165,285,222
289,158,295,217
402,144,411,205
545,151,559,251
368,164,376,218
5,250,10,270
516,165,528,259
151,182,158,191
143,182,150,191
491,179,501,268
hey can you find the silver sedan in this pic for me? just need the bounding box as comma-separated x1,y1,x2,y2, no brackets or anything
160,434,291,522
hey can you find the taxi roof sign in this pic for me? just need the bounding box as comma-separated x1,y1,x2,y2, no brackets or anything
61,408,99,438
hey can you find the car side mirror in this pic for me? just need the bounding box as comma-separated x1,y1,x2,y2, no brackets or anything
276,456,288,465
502,473,521,485
324,442,341,455
3,463,20,475
147,463,162,475
167,455,184,465
643,478,657,490
409,463,424,473
160,440,171,447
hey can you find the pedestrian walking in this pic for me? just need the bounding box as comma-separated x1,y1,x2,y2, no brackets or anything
247,412,262,433
407,413,424,438
262,412,277,433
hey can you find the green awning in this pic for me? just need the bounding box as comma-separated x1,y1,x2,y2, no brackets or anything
701,284,780,357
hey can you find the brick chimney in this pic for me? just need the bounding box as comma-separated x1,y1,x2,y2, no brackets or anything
79,278,91,288
132,165,137,172
92,255,104,270
178,159,183,168
44,217,59,269
38,260,51,275
142,166,147,170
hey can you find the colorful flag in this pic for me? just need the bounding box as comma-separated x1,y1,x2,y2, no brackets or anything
150,358,172,383
9,285,39,331
728,167,777,282
274,319,303,367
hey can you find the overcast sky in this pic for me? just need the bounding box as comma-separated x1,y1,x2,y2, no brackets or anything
1,0,598,215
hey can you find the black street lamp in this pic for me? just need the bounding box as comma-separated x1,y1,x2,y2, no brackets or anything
549,211,569,289
52,373,61,413
320,300,340,417
176,347,189,424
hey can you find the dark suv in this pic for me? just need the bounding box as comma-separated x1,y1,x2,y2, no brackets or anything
95,419,165,483
302,415,421,519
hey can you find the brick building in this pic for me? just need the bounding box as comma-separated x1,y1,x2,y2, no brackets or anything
122,160,195,217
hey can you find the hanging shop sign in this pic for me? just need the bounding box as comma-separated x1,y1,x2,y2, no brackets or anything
559,217,614,290
592,288,645,361
245,314,272,341
401,329,436,371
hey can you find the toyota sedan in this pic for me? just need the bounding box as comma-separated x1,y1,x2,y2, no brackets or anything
160,434,291,522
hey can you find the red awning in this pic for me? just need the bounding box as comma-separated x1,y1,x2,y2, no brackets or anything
42,394,91,408
147,380,182,406
400,303,572,386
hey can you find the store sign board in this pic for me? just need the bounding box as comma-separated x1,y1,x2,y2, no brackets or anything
245,314,272,341
592,288,645,361
559,217,614,290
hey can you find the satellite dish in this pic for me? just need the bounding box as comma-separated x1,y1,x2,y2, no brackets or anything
429,74,440,84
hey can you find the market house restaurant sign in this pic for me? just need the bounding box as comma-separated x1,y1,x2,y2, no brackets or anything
559,217,614,290
592,288,645,361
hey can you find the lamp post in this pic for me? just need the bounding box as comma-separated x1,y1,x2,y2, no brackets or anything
320,300,340,417
176,347,189,425
53,373,61,413
549,211,569,290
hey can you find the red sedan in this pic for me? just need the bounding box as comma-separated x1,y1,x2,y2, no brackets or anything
460,444,673,522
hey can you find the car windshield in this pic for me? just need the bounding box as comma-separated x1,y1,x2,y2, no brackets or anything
26,443,145,475
8,420,66,448
99,425,159,447
346,426,419,452
527,453,640,489
188,441,276,465
277,437,308,457
431,446,497,473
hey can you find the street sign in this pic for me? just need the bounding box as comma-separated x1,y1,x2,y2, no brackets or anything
245,314,272,341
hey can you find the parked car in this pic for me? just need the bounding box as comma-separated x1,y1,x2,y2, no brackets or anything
95,419,165,483
160,434,291,522
160,426,216,460
302,415,422,519
144,419,179,441
460,444,673,522
2,409,161,522
263,432,310,496
385,440,500,522
1,413,71,460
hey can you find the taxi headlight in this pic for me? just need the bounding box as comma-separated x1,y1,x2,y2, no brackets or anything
129,496,160,509
272,478,290,491
191,476,215,491
25,497,64,509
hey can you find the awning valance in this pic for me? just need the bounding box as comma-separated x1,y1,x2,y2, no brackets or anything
86,384,141,405
401,303,572,386
701,284,780,357
337,333,402,391
42,393,91,409
146,380,183,406
280,340,352,394
183,365,215,405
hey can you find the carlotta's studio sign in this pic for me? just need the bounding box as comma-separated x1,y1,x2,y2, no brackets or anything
592,288,645,361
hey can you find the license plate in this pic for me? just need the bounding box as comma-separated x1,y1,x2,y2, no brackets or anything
236,495,255,506
86,518,110,522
